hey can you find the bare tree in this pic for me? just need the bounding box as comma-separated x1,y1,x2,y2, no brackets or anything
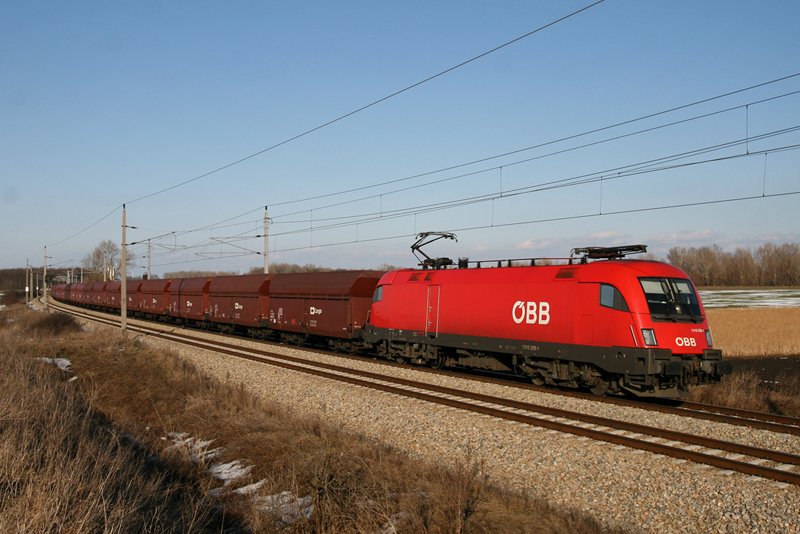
81,240,128,281
725,248,757,286
667,242,800,286
756,242,800,286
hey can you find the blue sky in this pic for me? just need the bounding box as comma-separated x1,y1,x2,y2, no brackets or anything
2,1,799,275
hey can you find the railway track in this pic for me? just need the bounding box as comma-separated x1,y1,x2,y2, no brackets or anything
383,360,800,437
50,301,800,487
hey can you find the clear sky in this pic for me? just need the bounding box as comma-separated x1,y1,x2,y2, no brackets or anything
2,0,799,276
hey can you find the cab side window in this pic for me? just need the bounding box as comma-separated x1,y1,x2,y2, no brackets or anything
372,285,383,303
600,284,629,312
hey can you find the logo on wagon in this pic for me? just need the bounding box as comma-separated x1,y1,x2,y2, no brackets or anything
310,306,323,316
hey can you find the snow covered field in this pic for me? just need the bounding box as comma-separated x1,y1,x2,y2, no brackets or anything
699,289,800,308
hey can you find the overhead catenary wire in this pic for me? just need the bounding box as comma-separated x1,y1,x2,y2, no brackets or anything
264,126,800,236
135,122,800,265
140,139,800,270
40,3,604,256
123,0,605,207
266,88,800,223
201,189,798,260
267,71,800,209
44,69,800,271
124,79,800,249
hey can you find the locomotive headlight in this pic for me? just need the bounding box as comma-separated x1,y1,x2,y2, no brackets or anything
641,328,658,346
705,329,713,347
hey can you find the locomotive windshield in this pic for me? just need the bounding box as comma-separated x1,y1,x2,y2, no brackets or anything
639,277,702,322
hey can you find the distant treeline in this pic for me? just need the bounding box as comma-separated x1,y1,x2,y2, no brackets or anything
162,263,403,279
247,262,404,274
667,242,800,287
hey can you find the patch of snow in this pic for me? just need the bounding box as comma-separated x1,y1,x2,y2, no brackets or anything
254,491,314,526
233,479,267,495
163,431,294,521
700,289,800,308
209,460,253,485
36,357,72,371
165,432,222,463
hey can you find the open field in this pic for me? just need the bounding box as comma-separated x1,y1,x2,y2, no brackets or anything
699,288,800,308
706,307,800,357
688,307,800,416
0,305,609,533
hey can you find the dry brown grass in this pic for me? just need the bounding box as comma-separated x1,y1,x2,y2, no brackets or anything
0,308,234,532
706,307,800,357
685,307,800,415
1,306,613,533
687,369,800,417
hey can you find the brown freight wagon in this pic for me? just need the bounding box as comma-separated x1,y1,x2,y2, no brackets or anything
104,280,142,311
72,282,88,304
51,284,66,301
66,283,82,304
268,271,383,341
125,280,143,312
87,281,106,307
208,274,271,331
138,279,172,317
103,281,121,310
170,277,211,323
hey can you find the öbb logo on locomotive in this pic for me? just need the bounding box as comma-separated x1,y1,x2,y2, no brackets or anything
511,301,551,325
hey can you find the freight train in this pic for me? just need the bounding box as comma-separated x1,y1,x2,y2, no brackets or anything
50,239,731,398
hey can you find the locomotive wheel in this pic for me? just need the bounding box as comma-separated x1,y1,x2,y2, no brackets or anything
428,354,445,370
590,379,611,396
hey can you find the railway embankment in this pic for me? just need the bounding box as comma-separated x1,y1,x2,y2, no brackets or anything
44,300,800,533
2,303,609,533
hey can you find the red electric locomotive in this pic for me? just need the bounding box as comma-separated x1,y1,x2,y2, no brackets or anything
363,236,730,397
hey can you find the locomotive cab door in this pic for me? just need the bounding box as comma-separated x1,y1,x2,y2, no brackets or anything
425,285,441,337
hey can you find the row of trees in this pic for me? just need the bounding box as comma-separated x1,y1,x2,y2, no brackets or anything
666,242,800,287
